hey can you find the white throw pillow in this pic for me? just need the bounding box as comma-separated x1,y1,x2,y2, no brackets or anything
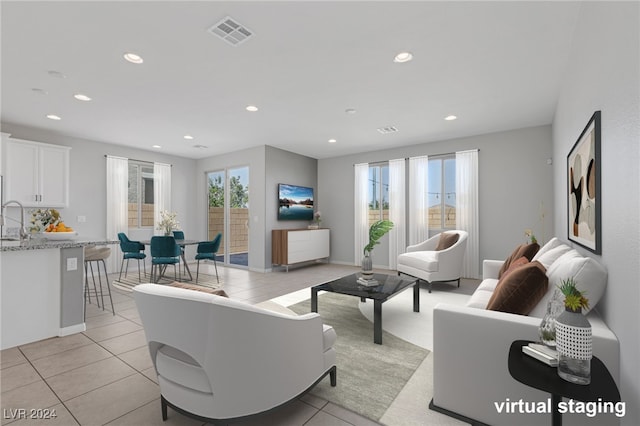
532,237,564,262
534,245,571,270
530,253,607,317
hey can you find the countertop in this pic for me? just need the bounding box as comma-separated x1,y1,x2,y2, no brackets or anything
1,238,119,252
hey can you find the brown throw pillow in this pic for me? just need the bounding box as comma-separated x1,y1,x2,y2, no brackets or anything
487,260,548,315
169,282,229,297
435,232,460,251
498,242,541,278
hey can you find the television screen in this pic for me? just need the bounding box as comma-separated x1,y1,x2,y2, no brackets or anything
278,183,314,220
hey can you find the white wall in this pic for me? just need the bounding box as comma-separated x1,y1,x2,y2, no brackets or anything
319,125,554,273
552,2,640,424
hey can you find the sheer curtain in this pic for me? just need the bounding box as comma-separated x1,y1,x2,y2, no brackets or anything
153,162,172,235
106,156,128,273
456,149,479,278
388,159,405,269
408,155,429,245
354,163,369,266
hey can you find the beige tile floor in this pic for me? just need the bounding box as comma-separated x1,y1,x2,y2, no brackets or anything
1,262,398,426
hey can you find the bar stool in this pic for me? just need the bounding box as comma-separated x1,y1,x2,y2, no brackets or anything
84,245,115,315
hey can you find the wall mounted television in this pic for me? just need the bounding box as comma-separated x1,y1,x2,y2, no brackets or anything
278,183,314,221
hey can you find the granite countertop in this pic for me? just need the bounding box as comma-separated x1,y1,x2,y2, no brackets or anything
0,238,119,252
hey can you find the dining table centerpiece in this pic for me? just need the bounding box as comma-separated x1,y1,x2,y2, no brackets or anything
157,210,180,236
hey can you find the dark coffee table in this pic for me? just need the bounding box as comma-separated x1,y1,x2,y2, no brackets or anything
311,273,419,344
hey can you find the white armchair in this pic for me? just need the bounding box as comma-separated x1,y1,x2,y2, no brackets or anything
133,284,337,423
397,230,468,292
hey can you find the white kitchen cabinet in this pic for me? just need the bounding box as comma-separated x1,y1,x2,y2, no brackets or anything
272,228,330,271
2,136,70,207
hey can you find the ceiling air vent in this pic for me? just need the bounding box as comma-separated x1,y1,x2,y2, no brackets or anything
207,16,253,46
377,125,398,134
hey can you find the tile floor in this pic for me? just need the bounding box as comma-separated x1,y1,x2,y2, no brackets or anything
1,262,396,426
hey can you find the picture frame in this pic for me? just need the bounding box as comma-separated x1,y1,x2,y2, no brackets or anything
567,111,601,254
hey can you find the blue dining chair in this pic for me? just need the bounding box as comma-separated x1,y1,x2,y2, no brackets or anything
117,233,147,282
195,233,222,283
150,236,182,283
172,230,186,274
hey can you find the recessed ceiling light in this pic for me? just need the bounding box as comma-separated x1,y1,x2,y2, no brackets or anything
73,93,92,101
46,114,61,120
246,105,258,112
123,53,144,64
445,115,458,121
183,135,194,140
345,108,357,114
152,145,162,149
47,70,66,78
393,52,413,63
193,144,208,149
31,88,48,95
328,139,337,143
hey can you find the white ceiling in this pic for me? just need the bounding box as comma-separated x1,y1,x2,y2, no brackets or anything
1,1,581,160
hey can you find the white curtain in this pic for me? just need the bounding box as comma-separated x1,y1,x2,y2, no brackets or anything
105,156,128,273
388,159,406,270
153,162,172,235
408,155,429,245
456,149,479,278
354,163,369,265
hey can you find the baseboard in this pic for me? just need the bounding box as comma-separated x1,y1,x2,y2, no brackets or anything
428,399,490,426
59,323,86,336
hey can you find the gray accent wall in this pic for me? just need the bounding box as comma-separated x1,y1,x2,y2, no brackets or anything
552,2,639,424
318,125,554,273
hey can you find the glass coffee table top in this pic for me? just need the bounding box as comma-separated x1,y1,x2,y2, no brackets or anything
313,273,417,301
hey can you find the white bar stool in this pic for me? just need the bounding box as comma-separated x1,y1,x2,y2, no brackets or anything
84,245,115,315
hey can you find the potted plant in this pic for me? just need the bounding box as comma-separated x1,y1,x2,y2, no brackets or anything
555,277,592,385
361,219,393,277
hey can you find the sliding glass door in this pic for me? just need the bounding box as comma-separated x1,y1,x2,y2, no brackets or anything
207,166,249,268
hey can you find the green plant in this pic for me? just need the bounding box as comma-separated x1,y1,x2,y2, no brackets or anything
558,277,589,312
363,219,394,255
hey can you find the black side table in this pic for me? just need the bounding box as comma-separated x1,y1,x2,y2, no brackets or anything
508,340,620,426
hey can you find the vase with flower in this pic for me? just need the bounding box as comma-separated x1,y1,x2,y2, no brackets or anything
308,211,322,229
555,277,592,385
157,210,180,236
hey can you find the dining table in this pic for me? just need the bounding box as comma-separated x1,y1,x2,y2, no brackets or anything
141,238,200,282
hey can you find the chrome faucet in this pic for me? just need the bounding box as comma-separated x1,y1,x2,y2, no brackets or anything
0,200,28,241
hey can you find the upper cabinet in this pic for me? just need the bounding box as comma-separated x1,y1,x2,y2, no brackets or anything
2,135,71,208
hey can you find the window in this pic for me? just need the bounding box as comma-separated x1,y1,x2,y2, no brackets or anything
128,161,154,228
428,156,456,229
368,164,389,225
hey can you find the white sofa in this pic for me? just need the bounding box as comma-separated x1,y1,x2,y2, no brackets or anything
133,284,337,423
431,238,620,426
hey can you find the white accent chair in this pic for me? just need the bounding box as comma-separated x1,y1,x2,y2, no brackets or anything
397,230,468,292
133,284,337,424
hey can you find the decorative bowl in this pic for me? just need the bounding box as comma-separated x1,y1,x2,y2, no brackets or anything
42,231,79,240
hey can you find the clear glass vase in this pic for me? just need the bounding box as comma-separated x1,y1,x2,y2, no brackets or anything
361,252,373,277
538,290,564,347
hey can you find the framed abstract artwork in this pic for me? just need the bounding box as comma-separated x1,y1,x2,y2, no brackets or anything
567,111,601,254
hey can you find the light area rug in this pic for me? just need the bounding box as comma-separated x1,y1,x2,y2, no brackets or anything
269,279,479,425
111,271,223,292
287,292,429,423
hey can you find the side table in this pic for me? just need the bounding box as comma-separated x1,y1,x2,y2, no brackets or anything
508,340,620,426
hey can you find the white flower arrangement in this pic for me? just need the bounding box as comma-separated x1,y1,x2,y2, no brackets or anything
314,211,322,224
157,210,180,235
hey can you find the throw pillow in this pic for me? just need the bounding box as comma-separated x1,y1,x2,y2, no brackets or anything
498,242,541,278
435,232,460,251
169,282,229,297
487,261,548,315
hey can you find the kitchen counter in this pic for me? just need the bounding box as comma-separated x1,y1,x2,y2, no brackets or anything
1,237,118,251
1,237,118,349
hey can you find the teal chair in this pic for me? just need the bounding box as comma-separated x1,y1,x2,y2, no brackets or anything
150,236,182,283
195,233,222,283
172,230,186,274
117,233,146,282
